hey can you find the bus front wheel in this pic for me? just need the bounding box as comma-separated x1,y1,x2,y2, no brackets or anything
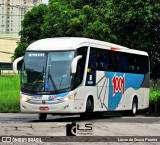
38,113,47,121
80,98,93,119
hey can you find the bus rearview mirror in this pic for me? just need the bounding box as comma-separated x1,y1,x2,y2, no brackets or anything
13,56,24,73
71,55,82,74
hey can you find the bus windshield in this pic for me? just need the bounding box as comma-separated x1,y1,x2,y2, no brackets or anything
21,51,75,94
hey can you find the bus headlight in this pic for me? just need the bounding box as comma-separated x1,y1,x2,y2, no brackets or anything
21,96,28,102
64,97,69,101
68,93,77,99
63,93,77,101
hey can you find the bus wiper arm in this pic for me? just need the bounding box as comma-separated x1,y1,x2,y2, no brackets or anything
31,73,44,91
31,67,45,91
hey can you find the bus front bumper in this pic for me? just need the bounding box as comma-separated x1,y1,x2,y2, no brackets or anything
20,100,77,113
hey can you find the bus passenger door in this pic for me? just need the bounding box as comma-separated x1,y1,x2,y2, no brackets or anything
96,71,109,111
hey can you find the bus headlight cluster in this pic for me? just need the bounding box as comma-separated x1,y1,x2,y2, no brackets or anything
63,93,77,101
21,96,28,102
63,97,69,101
68,93,77,99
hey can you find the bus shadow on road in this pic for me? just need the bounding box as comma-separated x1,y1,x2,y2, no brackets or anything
29,113,122,123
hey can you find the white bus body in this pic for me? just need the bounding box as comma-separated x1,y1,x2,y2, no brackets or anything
13,37,149,120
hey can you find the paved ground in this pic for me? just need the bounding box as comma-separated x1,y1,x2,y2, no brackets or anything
0,113,159,144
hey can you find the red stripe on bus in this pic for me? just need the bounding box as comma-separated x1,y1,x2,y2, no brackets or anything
111,47,120,51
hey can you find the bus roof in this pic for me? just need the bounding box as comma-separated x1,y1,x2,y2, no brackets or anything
26,37,148,56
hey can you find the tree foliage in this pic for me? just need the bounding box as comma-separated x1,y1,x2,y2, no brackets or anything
13,42,29,59
109,0,160,80
41,0,112,41
20,4,47,43
13,0,160,80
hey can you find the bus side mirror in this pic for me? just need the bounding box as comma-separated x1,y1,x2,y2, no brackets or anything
71,55,82,74
13,56,24,73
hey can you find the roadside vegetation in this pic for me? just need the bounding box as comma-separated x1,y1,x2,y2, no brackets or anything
0,75,20,113
150,88,160,104
149,87,160,113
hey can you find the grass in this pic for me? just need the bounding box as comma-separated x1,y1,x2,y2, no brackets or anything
0,75,20,113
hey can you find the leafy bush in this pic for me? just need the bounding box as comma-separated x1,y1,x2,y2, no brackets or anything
150,88,160,104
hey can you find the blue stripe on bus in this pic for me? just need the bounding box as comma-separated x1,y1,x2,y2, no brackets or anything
105,72,144,111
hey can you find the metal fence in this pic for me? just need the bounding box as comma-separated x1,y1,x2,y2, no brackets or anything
0,62,22,74
0,62,13,74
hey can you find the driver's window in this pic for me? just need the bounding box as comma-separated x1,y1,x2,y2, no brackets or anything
74,47,88,87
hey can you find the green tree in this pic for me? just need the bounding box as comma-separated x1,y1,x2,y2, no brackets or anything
13,0,160,82
42,0,112,41
109,0,160,80
13,42,28,59
13,0,113,59
20,4,47,43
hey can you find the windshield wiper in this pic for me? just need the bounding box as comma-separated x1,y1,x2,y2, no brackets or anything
31,67,45,91
31,73,44,91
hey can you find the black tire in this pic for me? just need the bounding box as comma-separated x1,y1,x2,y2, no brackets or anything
38,113,47,121
121,98,137,116
130,98,137,116
80,99,93,119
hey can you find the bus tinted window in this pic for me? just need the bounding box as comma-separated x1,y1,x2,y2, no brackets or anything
74,47,88,87
89,48,149,74
88,49,96,70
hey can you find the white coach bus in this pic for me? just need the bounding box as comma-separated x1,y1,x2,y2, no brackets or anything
13,37,149,121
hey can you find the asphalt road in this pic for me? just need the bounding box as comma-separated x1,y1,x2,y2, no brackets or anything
0,113,160,124
0,113,160,144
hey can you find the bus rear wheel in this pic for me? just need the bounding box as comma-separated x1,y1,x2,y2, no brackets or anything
122,98,137,116
38,113,47,121
80,98,93,119
130,98,137,116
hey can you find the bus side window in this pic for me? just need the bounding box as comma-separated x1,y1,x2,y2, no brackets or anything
137,56,149,74
88,48,96,71
115,53,122,72
143,56,149,74
103,51,109,71
74,47,87,87
128,55,136,73
96,50,105,71
136,56,141,74
110,51,117,71
120,53,128,72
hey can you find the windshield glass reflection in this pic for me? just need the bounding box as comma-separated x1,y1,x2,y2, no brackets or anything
46,51,74,91
21,51,74,93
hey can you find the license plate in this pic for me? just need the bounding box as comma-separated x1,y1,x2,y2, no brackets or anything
39,106,49,110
